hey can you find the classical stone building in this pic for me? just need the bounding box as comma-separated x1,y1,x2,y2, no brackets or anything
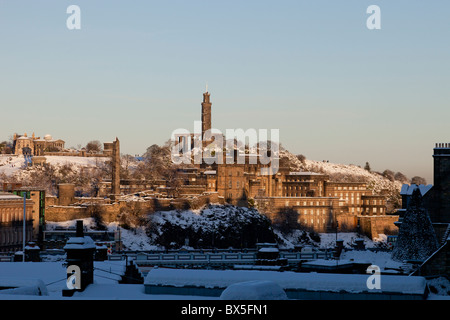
19,91,396,240
1,183,46,245
0,192,34,252
13,133,65,156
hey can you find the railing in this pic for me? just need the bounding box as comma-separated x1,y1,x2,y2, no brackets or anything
0,247,332,264
0,255,14,262
122,249,333,266
134,252,257,265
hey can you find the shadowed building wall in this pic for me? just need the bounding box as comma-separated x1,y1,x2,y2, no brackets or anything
431,143,450,224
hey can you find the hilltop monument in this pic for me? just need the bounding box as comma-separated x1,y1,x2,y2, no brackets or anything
111,137,120,199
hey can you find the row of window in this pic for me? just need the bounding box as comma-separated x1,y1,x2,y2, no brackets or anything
362,200,385,205
296,208,331,216
0,209,31,223
300,218,330,226
334,186,366,190
286,200,333,207
363,207,385,214
284,193,311,197
285,185,316,191
285,178,316,182
0,229,32,245
227,180,243,189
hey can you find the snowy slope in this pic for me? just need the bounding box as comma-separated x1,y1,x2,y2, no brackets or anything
0,155,108,177
279,149,403,193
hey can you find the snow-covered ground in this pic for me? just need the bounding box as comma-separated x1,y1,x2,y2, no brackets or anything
1,219,449,300
0,155,108,177
0,262,439,300
45,218,161,251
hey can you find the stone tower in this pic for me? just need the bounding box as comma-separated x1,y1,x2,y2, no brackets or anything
201,91,212,147
111,137,120,198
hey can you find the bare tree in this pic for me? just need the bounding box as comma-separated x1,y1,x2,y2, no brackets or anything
296,154,307,165
394,172,409,184
121,154,136,179
382,169,395,182
119,201,148,229
85,140,103,153
411,176,427,185
0,140,13,154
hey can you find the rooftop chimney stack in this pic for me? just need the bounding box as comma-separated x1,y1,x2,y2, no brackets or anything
76,220,84,238
431,142,450,225
62,220,95,297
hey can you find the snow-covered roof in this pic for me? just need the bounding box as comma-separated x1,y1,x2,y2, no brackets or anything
301,259,355,267
63,236,96,250
220,280,287,300
145,268,427,295
400,184,433,196
0,277,48,296
0,192,23,200
258,247,279,253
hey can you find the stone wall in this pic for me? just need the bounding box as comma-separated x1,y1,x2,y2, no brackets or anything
336,214,358,231
419,239,450,277
0,195,34,252
45,193,221,224
256,196,343,233
43,151,108,157
45,206,91,222
358,215,399,239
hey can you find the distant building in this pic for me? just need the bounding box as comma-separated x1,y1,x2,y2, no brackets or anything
13,133,65,156
170,91,395,238
0,192,34,252
20,91,396,240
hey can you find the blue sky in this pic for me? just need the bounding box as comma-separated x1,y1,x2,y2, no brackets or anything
1,1,449,183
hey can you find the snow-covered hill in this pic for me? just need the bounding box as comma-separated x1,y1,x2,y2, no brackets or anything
0,155,110,196
278,149,403,211
148,205,275,249
279,149,403,192
1,150,403,196
0,155,108,178
1,149,403,210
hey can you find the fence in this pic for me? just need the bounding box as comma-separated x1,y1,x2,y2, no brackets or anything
112,249,332,267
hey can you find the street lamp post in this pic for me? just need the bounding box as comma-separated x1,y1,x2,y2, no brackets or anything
22,193,26,262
